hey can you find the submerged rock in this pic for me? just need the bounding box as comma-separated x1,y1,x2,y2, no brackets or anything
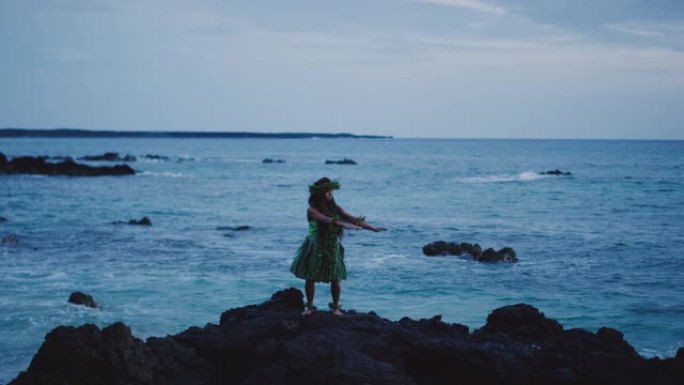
68,291,98,308
78,152,137,162
325,158,357,165
540,169,572,176
423,241,517,262
129,217,152,226
10,288,683,385
143,154,170,161
1,234,19,244
262,158,285,164
0,153,135,176
112,217,152,226
0,216,7,223
216,225,251,231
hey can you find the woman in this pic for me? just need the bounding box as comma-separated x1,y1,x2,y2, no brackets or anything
290,177,386,315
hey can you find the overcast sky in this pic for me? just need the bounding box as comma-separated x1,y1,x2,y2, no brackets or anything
1,0,683,138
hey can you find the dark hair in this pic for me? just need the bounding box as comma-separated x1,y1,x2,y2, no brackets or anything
308,177,343,238
308,177,340,215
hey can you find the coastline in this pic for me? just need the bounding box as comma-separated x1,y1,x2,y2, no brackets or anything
10,288,684,385
0,128,393,140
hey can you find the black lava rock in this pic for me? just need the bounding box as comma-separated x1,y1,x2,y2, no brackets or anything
143,154,170,161
78,153,137,162
128,217,152,226
262,158,285,164
10,288,683,385
423,241,517,262
325,158,357,165
68,291,98,308
0,153,135,176
541,169,572,176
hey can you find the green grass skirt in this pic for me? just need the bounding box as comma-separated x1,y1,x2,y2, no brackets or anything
290,234,346,282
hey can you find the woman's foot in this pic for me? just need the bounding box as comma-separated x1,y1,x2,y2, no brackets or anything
302,304,316,316
328,302,344,316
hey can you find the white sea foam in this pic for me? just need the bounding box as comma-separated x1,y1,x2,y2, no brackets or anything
459,171,545,184
137,171,191,178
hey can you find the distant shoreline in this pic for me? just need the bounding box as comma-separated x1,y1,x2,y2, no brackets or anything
0,128,392,139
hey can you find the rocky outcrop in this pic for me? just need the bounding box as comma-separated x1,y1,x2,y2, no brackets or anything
10,288,683,385
114,217,152,226
325,158,357,165
129,217,152,226
541,169,571,176
78,152,137,162
143,154,170,161
68,291,98,308
0,154,135,176
262,158,285,164
423,241,518,262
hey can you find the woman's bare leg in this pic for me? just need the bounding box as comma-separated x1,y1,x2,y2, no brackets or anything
302,279,315,315
330,281,342,315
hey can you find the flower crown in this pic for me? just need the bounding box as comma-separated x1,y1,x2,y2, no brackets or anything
309,179,341,195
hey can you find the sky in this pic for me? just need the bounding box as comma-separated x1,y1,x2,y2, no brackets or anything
1,0,683,139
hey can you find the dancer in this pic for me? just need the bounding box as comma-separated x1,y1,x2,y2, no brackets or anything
290,177,386,315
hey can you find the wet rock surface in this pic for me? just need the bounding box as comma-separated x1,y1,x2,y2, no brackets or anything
113,217,152,226
11,288,683,385
0,153,135,176
78,152,137,162
540,169,572,176
262,158,285,164
423,241,518,262
68,291,98,308
325,158,357,165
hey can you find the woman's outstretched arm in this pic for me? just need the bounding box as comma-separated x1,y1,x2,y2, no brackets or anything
308,206,360,230
337,206,386,232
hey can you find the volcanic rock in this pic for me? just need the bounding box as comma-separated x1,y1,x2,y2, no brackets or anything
129,217,152,226
78,152,137,162
262,158,285,164
325,158,357,165
143,154,170,161
541,169,571,176
423,241,517,262
68,291,98,308
10,288,683,385
0,153,135,176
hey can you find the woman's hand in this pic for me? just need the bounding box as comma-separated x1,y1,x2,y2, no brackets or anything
370,226,387,232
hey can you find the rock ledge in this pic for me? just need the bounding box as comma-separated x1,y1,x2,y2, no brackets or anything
10,288,683,385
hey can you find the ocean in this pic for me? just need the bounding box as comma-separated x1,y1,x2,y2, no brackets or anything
1,138,682,383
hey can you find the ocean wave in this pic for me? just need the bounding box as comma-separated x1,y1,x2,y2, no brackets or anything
458,171,546,184
137,171,192,178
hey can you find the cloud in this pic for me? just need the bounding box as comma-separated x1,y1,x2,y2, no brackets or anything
605,23,665,37
414,0,506,15
604,20,684,38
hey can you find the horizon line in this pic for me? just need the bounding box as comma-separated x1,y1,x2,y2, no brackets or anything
0,128,681,141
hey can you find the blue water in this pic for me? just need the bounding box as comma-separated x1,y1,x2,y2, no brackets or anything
1,138,683,383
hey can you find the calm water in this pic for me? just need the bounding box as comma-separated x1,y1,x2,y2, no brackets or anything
1,138,683,383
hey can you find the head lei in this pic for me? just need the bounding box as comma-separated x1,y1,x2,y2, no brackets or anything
309,179,341,196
